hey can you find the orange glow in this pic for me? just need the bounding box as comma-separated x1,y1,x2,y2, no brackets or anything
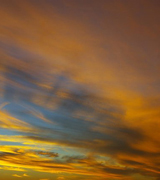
0,0,160,180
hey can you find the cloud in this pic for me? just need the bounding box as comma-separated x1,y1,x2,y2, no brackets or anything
0,0,160,180
36,151,58,157
0,145,159,179
57,177,65,180
12,173,29,178
0,166,25,172
0,109,32,132
12,174,22,178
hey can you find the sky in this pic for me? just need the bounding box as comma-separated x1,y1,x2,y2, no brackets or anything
0,0,160,180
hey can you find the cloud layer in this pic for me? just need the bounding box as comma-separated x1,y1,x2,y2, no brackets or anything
0,0,160,180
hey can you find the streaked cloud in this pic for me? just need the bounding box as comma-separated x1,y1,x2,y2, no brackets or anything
12,174,22,178
57,177,65,180
0,0,160,180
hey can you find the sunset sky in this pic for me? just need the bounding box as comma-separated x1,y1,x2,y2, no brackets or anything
0,0,160,180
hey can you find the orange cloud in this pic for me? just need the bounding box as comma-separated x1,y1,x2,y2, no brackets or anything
0,0,160,180
12,174,22,178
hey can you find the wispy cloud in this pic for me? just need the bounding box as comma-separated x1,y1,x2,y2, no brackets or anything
0,0,160,180
12,174,22,178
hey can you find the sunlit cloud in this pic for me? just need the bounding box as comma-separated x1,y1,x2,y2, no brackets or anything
57,177,65,180
0,166,25,172
0,0,160,180
12,174,22,178
12,173,29,178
